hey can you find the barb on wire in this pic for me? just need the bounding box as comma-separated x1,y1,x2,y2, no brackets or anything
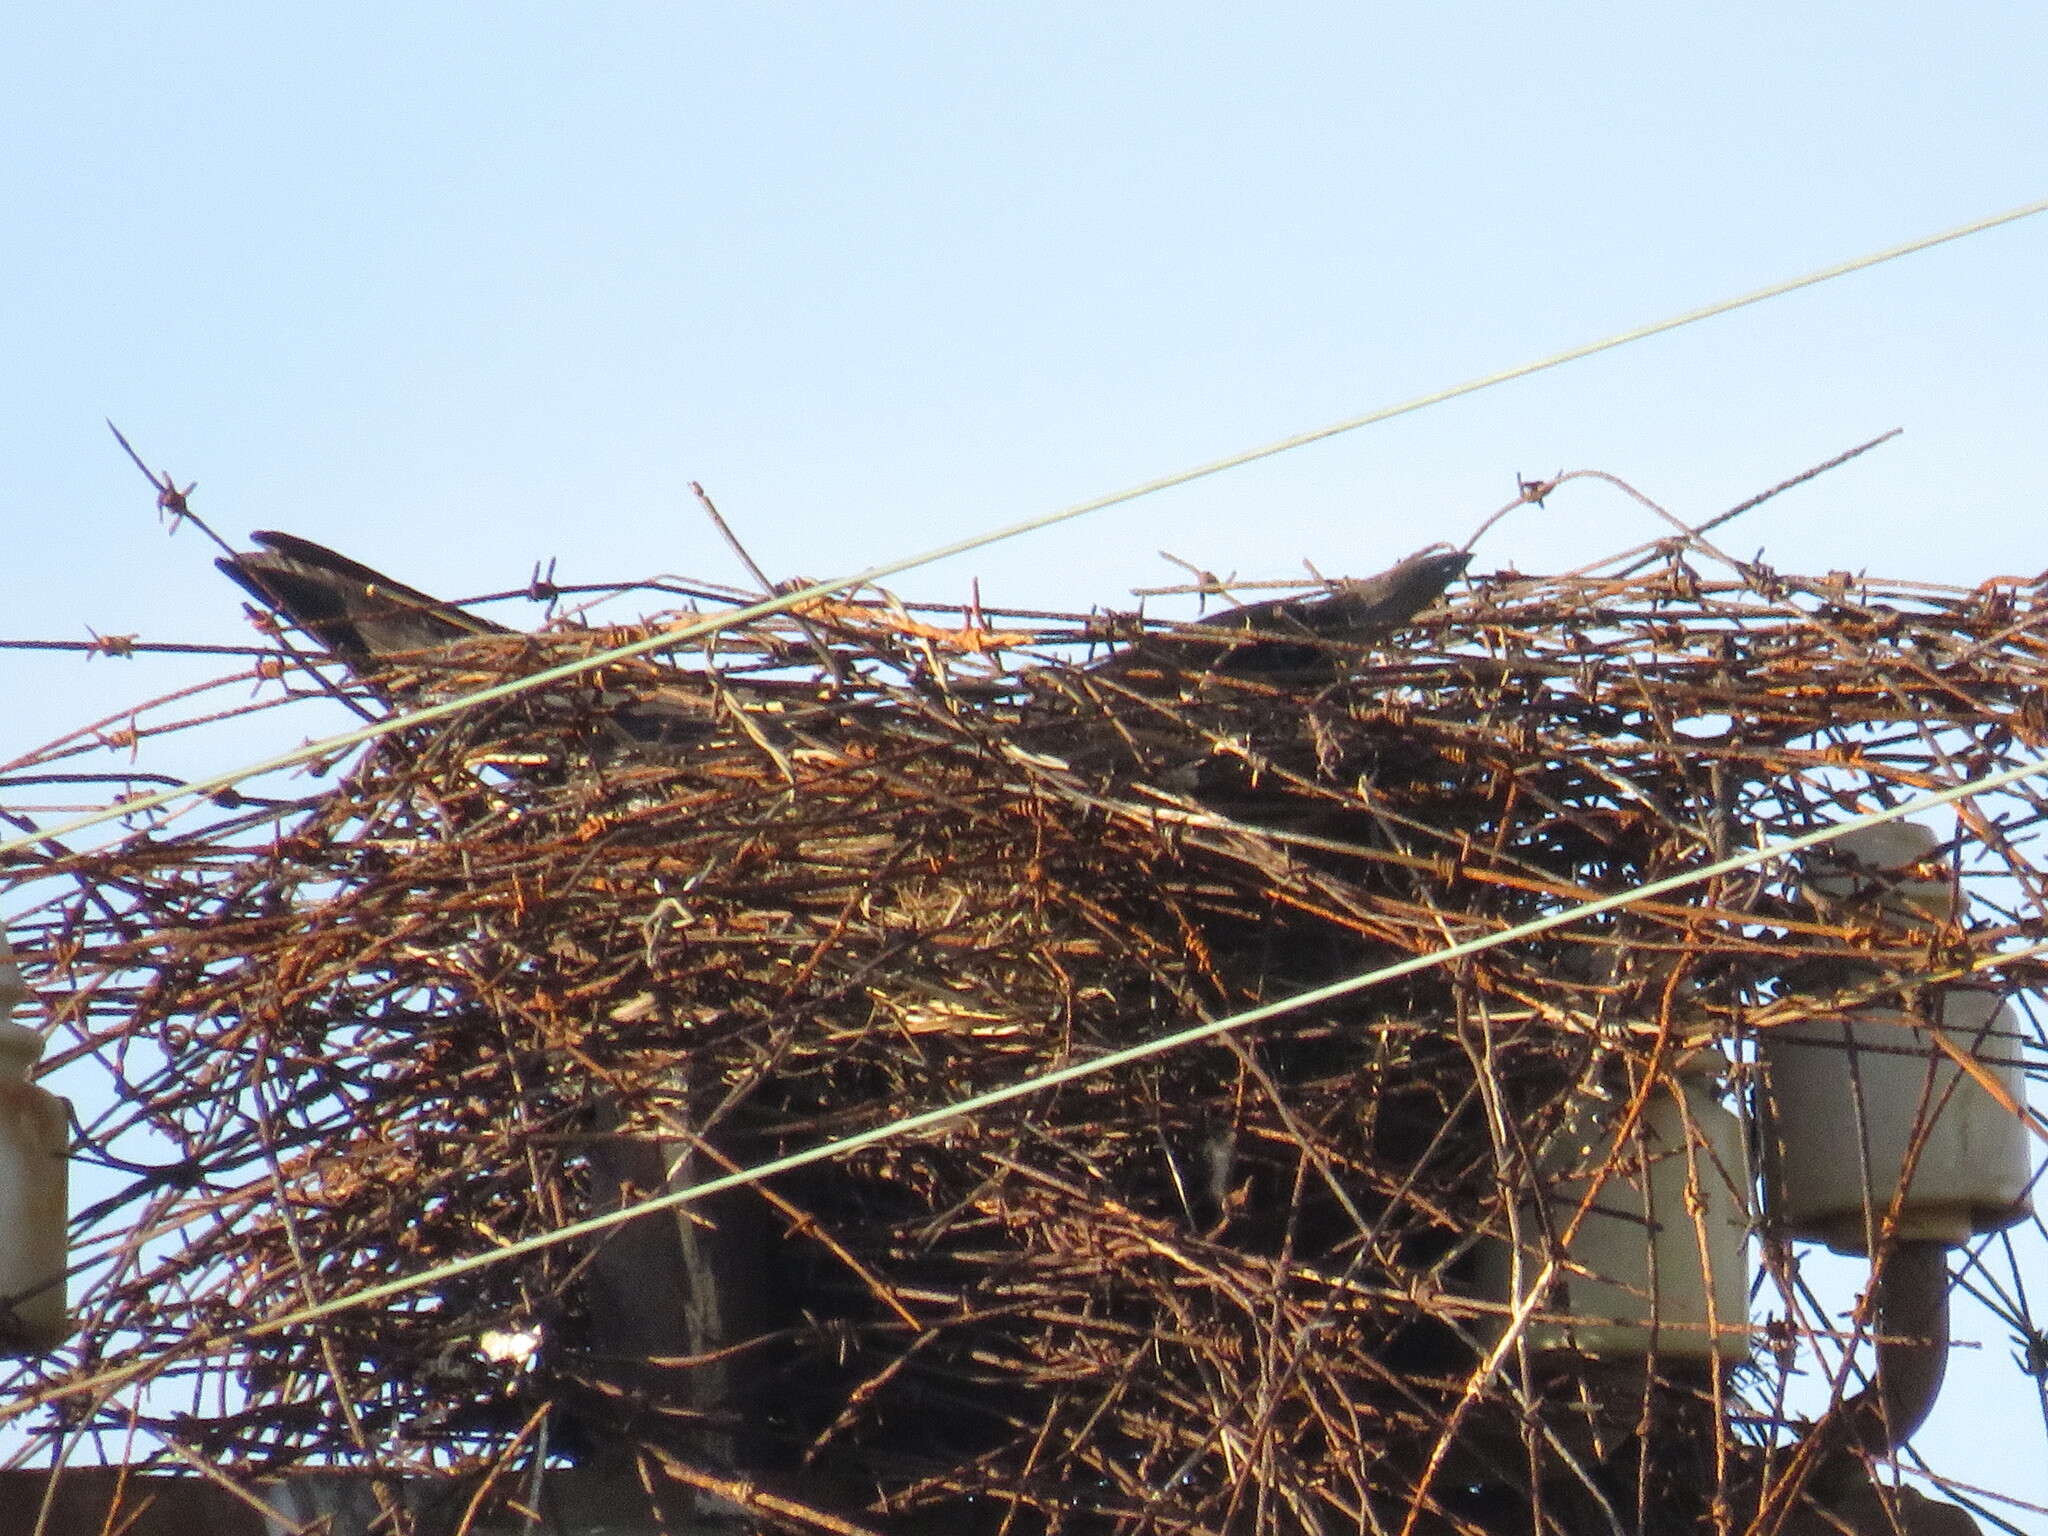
106,421,235,558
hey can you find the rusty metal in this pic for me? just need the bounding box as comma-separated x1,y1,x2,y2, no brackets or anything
1,477,2043,1534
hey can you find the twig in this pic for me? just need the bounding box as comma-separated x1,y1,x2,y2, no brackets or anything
690,479,845,685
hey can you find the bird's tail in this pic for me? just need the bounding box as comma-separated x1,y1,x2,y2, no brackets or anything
218,531,509,669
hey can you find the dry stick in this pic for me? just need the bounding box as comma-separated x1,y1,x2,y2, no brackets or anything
449,1400,554,1536
247,1052,396,1505
641,1444,892,1536
1460,428,1903,594
1672,428,1907,546
12,495,2048,1531
158,1440,324,1534
690,480,845,686
1582,428,1904,580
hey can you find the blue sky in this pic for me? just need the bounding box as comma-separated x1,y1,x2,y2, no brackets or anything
5,3,2047,1518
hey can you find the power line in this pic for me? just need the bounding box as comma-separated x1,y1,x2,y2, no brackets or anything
6,192,2046,865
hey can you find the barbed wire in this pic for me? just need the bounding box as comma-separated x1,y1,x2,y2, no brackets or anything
7,191,2044,865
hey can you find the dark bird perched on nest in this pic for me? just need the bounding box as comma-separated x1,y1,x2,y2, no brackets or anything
1103,545,1472,685
217,530,510,670
221,532,1470,755
218,530,713,751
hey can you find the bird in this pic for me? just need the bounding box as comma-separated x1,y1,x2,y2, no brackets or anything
1099,545,1472,685
221,533,1473,759
219,531,714,752
217,530,511,672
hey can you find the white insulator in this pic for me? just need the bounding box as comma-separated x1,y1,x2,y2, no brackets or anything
0,933,28,1013
1804,819,1955,914
0,1017,69,1353
1478,1056,1752,1362
1760,987,2034,1254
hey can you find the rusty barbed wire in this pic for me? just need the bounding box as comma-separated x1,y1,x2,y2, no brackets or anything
1,498,2046,1534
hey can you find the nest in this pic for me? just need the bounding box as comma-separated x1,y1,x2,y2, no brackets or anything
6,495,2048,1535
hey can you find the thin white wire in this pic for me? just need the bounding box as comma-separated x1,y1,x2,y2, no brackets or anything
5,191,2046,865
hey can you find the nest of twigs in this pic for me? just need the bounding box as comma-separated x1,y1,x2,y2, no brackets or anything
7,497,2048,1535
